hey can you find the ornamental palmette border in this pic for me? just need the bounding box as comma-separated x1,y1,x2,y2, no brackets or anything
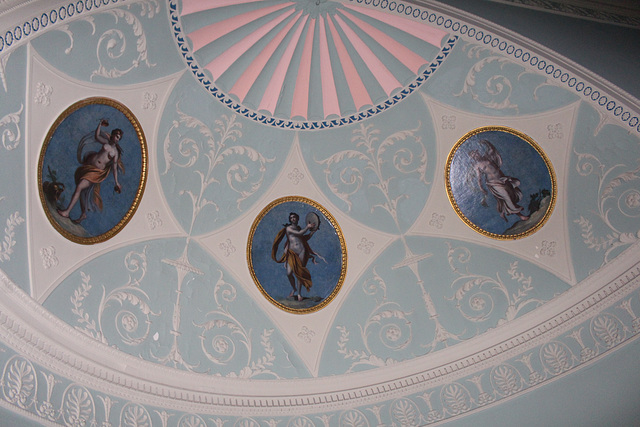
0,244,638,419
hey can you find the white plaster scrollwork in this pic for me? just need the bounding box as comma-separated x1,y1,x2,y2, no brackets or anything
219,238,236,257
317,122,428,213
429,213,445,229
56,20,93,55
142,91,157,110
547,123,563,139
162,108,274,220
441,115,456,129
336,268,413,372
455,44,557,112
71,248,159,346
623,190,640,211
539,240,556,257
34,82,53,106
0,104,23,151
356,237,374,254
446,244,546,325
455,45,518,111
574,150,640,265
297,326,315,344
39,246,58,269
138,0,161,18
91,6,157,80
288,168,304,185
0,248,637,423
146,210,162,229
0,211,24,262
321,122,455,354
0,54,9,92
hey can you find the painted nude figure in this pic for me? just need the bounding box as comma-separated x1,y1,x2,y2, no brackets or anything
271,212,320,301
470,139,529,222
57,119,124,223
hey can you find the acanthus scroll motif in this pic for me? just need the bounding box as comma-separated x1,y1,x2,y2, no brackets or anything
317,122,428,221
573,149,640,264
445,243,546,325
454,44,555,112
53,2,159,80
336,268,413,372
162,107,274,234
71,247,159,347
0,104,23,151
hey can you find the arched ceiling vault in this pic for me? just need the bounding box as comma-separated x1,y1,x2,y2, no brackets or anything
0,0,638,426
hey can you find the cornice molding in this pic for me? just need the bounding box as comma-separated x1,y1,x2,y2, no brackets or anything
483,0,640,28
0,245,638,416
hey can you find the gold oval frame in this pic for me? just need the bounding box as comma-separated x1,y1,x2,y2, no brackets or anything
247,196,347,314
38,97,148,244
445,126,556,240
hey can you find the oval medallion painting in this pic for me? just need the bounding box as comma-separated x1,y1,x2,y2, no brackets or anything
446,126,556,239
248,196,347,314
38,98,147,244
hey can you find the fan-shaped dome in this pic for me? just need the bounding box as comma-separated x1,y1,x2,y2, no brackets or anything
175,0,452,127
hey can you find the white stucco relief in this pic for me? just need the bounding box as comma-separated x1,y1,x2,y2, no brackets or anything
198,135,397,376
0,242,637,417
417,94,579,285
26,49,185,302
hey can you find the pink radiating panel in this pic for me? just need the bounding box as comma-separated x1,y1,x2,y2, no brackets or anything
259,15,310,114
318,15,341,118
343,4,447,47
326,16,371,111
181,0,262,17
188,2,294,52
205,9,296,80
338,9,427,74
334,15,400,96
291,20,315,119
231,11,303,102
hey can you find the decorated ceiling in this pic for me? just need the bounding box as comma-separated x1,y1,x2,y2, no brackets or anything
0,0,639,425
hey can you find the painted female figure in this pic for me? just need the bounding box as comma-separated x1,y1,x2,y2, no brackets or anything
57,119,125,223
271,212,322,301
470,139,529,222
